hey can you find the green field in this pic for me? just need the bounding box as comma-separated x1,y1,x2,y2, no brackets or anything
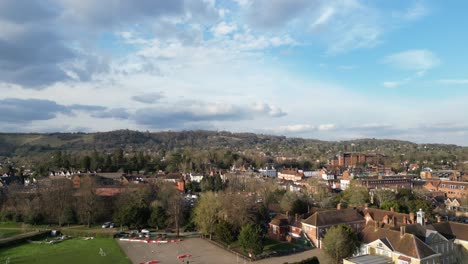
0,238,130,264
0,222,23,229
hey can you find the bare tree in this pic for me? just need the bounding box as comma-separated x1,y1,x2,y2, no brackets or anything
76,176,101,227
219,191,255,232
43,178,73,226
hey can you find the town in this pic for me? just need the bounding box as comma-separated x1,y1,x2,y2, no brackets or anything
1,137,467,264
1,0,468,263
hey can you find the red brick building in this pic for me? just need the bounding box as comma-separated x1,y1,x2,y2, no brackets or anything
356,175,413,190
423,180,468,199
329,152,386,167
301,207,366,248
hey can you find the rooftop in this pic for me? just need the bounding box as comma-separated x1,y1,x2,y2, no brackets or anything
345,254,393,264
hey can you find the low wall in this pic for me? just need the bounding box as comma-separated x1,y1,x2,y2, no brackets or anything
0,230,50,248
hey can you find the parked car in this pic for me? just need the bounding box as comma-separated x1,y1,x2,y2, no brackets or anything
102,222,113,228
141,229,150,234
129,230,139,237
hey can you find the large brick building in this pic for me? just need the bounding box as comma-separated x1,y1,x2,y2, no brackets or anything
355,175,413,191
328,152,386,167
301,207,366,248
423,180,468,199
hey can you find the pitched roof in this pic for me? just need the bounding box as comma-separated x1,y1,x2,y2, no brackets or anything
269,214,289,226
428,221,468,241
359,225,437,259
302,208,364,227
358,207,414,226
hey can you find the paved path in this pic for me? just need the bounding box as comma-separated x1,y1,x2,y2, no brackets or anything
119,238,330,264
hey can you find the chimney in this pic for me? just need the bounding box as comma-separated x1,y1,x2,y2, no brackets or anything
403,216,408,225
437,216,442,223
383,215,389,224
410,213,415,223
364,203,369,210
400,226,406,237
374,221,379,231
337,203,341,210
390,207,394,213
295,214,298,223
417,209,425,226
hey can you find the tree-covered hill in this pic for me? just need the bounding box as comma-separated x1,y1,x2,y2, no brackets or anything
1,130,467,170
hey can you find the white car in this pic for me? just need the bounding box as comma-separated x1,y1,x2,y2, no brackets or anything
102,222,114,228
141,229,150,234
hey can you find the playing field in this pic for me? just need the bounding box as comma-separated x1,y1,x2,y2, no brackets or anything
0,238,131,264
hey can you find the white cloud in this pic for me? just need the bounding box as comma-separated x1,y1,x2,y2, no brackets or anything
275,124,314,133
311,7,335,28
312,0,382,54
383,49,440,71
402,1,429,20
383,81,402,88
211,22,238,36
232,0,251,8
318,124,336,131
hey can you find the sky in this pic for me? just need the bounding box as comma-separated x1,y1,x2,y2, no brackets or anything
1,0,467,145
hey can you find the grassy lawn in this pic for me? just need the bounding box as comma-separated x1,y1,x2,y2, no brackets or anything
262,238,305,254
66,225,105,230
0,222,23,229
0,238,130,264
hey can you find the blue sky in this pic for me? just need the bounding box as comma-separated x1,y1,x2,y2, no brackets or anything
0,0,467,145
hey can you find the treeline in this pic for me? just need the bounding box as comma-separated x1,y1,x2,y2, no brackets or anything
2,130,468,172
0,177,193,234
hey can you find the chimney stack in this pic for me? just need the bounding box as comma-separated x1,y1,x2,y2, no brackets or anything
295,213,298,223
417,209,425,226
437,216,442,223
374,221,379,231
403,216,408,225
400,226,406,237
390,207,394,213
337,203,341,210
364,203,369,210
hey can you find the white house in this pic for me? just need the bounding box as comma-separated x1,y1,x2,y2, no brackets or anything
189,173,204,183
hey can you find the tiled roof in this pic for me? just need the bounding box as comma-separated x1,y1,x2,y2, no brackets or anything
358,207,414,226
359,225,437,259
428,221,468,241
269,214,289,226
302,208,365,227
